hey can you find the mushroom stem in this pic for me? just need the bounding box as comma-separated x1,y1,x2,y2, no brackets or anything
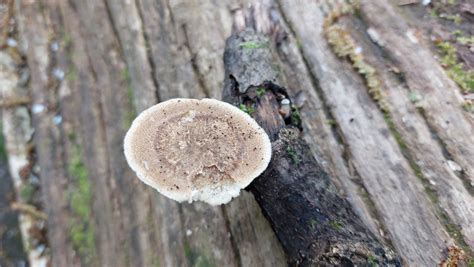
222,29,401,266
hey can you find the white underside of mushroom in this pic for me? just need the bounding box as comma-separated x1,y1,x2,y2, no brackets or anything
124,98,272,205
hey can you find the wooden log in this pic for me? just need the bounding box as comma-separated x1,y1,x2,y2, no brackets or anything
222,28,401,266
278,0,456,264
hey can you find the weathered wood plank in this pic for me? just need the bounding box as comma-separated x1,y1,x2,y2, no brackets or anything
359,0,474,188
16,0,163,266
105,0,158,113
15,1,78,266
0,129,27,266
0,48,48,266
241,0,383,239
137,0,206,100
12,0,474,266
169,0,232,100
165,1,287,265
63,1,168,266
135,1,241,266
278,0,454,265
59,1,132,265
338,13,474,250
103,1,172,266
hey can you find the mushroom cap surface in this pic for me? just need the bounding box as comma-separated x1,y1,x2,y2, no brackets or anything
124,98,272,205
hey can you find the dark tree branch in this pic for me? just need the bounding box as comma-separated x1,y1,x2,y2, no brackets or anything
222,29,402,266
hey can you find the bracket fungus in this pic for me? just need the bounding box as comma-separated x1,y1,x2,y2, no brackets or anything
124,98,272,205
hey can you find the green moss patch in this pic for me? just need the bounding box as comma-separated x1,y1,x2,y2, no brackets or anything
256,87,266,97
239,103,255,115
436,42,474,93
184,241,215,267
329,220,343,230
286,145,300,165
325,24,389,113
239,41,267,50
290,105,301,126
68,143,95,263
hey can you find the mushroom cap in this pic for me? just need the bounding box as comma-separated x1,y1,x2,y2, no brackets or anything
124,98,272,205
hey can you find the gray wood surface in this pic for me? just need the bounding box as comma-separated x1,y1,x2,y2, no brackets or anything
1,0,473,266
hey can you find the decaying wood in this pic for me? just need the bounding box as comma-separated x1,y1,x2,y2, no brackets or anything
12,0,284,266
359,1,474,188
278,0,469,265
5,0,474,266
0,146,28,267
222,29,401,266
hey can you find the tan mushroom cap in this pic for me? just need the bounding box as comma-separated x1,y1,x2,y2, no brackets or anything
124,98,272,205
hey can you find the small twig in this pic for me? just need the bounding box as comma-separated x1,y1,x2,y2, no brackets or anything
397,0,418,6
11,202,47,220
0,97,32,108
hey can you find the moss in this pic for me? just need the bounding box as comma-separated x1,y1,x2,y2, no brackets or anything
326,119,337,126
286,145,300,165
462,101,473,113
256,87,266,97
436,41,474,93
239,103,255,115
408,91,422,103
291,105,301,125
457,36,474,47
239,41,267,50
367,255,377,266
430,9,439,18
68,143,95,263
329,220,343,230
323,2,356,29
151,256,161,267
325,24,389,112
20,184,35,203
308,218,317,230
122,67,137,129
184,241,215,267
66,65,77,82
295,38,303,49
62,32,72,47
439,13,462,24
121,67,131,82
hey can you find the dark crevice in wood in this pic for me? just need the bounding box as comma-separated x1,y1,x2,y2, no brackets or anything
405,108,474,254
181,23,211,98
274,0,393,246
101,0,125,59
417,108,474,196
177,204,191,267
387,109,473,254
47,6,71,213
221,206,243,267
134,0,161,102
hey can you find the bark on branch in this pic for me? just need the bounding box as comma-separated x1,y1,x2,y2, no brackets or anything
222,29,401,266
